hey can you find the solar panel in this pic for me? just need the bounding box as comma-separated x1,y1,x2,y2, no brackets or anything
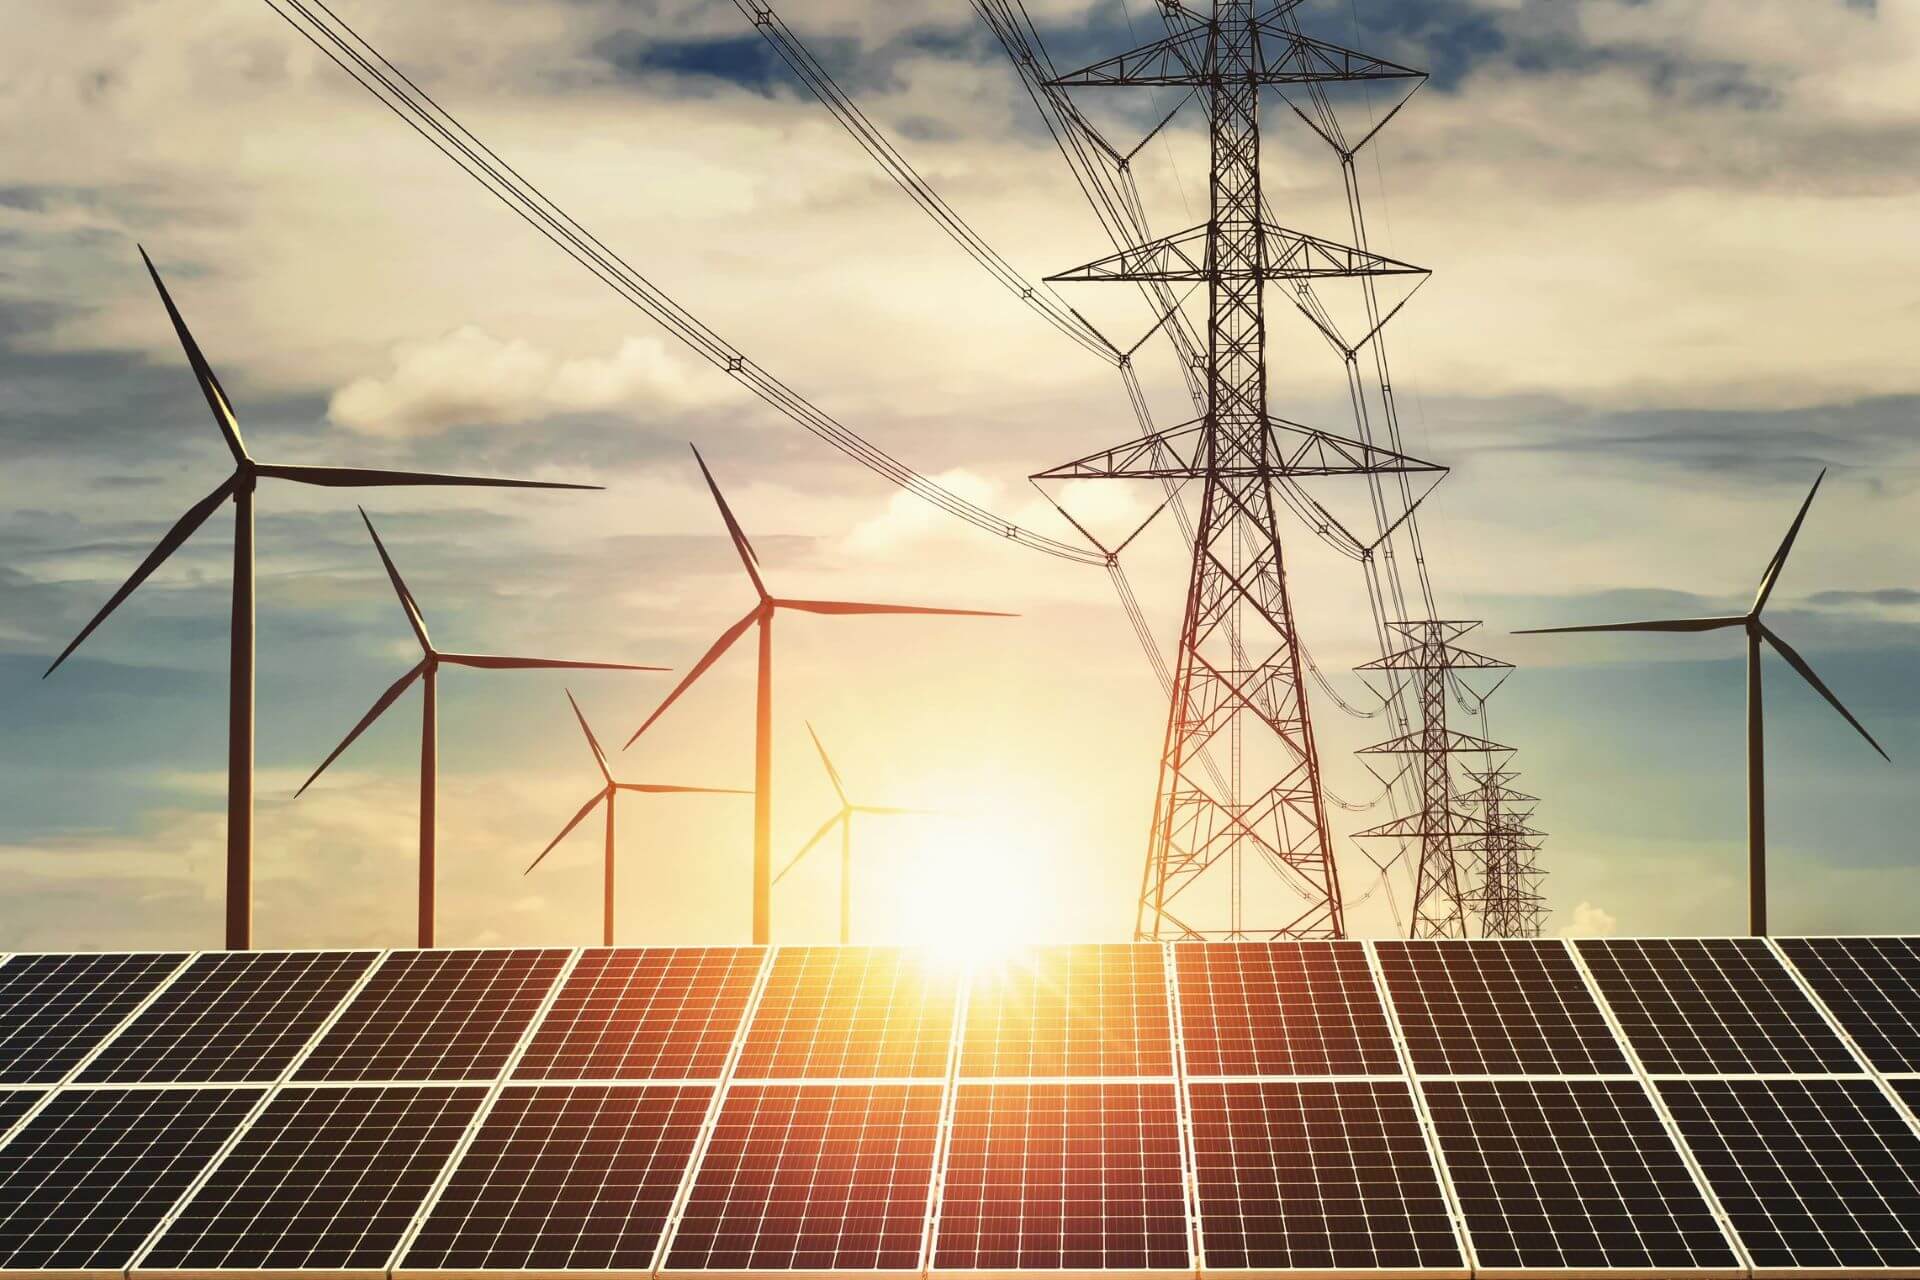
402,1083,712,1272
735,948,956,1080
1895,1077,1920,1115
296,948,567,1082
1423,1077,1737,1272
959,945,1172,1078
80,950,375,1084
1658,1076,1920,1271
1577,937,1857,1075
665,1083,943,1272
1188,1081,1459,1274
0,1086,259,1271
932,1082,1189,1273
1778,936,1920,1072
0,952,183,1084
1377,940,1629,1075
142,1084,485,1272
516,947,763,1081
1175,941,1399,1077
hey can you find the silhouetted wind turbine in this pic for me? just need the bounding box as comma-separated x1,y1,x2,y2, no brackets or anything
524,690,748,945
43,248,600,950
626,444,1011,944
298,510,662,946
1516,471,1888,936
774,723,943,944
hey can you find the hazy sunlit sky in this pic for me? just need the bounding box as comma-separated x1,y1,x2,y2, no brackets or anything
3,0,1918,951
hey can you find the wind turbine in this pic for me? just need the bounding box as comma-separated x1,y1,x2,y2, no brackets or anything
297,509,662,946
43,247,599,950
626,444,1011,944
774,723,943,945
1516,471,1888,936
524,690,748,945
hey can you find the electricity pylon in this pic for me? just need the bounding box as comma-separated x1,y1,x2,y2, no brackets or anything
1355,620,1512,938
1035,2,1442,940
1461,766,1547,938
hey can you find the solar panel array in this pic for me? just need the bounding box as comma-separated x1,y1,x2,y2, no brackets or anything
0,938,1911,1277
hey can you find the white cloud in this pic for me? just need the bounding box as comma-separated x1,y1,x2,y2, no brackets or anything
327,326,715,436
1558,900,1619,938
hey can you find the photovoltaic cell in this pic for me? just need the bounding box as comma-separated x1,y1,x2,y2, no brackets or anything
1659,1076,1920,1271
0,1089,42,1135
959,945,1172,1078
144,1085,484,1272
403,1084,712,1272
735,948,956,1080
0,951,183,1084
80,949,375,1084
1896,1077,1920,1116
0,1086,259,1271
1778,935,1920,1072
1377,940,1629,1075
1174,942,1399,1077
297,948,567,1082
1424,1078,1736,1272
1577,937,1856,1075
666,1083,942,1272
1188,1081,1461,1273
933,1082,1187,1273
516,947,762,1081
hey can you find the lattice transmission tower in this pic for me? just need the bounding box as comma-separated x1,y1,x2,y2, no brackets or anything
1461,766,1549,938
1033,2,1441,940
1355,620,1512,938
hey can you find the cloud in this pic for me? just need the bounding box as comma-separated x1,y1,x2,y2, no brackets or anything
1808,587,1920,608
1557,900,1618,938
327,326,717,437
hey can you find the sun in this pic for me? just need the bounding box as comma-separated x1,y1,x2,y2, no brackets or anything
892,818,1050,973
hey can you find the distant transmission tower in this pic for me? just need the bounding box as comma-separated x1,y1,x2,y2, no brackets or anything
1461,765,1548,937
1355,620,1511,937
1035,2,1437,940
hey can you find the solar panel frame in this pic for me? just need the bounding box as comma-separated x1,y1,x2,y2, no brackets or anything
0,951,191,1086
79,950,377,1085
514,947,766,1083
0,1084,264,1275
1375,940,1631,1077
294,948,570,1084
1175,941,1400,1079
1576,938,1856,1076
957,945,1174,1079
733,947,959,1082
1776,936,1920,1074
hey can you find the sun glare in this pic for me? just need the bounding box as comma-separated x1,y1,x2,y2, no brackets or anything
895,820,1048,974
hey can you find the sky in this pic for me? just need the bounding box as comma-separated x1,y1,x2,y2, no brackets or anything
2,0,1917,952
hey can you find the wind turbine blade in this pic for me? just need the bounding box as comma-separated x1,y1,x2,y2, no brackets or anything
1759,623,1891,762
524,790,608,875
255,463,600,490
139,247,246,462
565,689,611,783
1513,617,1744,635
294,661,426,796
358,507,430,651
44,477,234,677
623,607,759,748
439,654,667,671
805,722,848,805
1753,469,1826,615
689,444,766,599
615,782,752,795
773,812,844,885
777,599,1016,618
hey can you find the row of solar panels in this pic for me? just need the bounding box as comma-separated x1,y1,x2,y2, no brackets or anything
0,937,1914,1278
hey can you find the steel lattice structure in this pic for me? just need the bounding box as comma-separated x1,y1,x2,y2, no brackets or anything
1034,2,1440,941
1355,621,1512,938
1461,766,1548,938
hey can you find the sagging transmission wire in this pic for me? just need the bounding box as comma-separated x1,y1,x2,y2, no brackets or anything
258,0,1106,568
